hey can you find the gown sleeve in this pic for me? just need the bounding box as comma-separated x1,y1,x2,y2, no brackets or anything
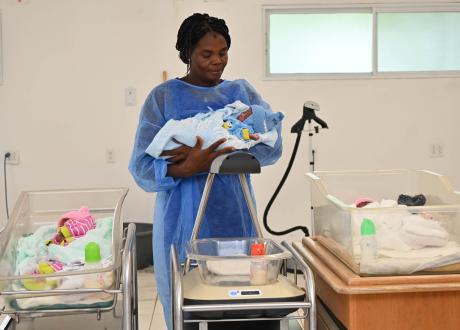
240,80,283,166
128,89,181,192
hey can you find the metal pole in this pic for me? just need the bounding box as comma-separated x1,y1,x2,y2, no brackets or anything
122,223,137,330
190,174,215,241
282,242,316,330
132,226,139,330
308,120,314,172
171,245,183,330
185,174,215,272
238,174,263,238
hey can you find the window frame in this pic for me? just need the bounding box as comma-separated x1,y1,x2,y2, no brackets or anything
263,3,460,80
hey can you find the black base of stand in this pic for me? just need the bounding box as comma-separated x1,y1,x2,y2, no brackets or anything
184,319,295,330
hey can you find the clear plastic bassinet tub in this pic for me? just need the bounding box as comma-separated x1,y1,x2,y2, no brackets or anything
0,188,128,311
186,237,291,286
308,170,460,276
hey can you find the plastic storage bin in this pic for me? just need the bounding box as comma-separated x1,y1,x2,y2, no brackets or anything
186,237,291,286
308,170,460,276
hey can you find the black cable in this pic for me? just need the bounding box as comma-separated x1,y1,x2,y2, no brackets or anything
3,152,10,220
263,133,309,237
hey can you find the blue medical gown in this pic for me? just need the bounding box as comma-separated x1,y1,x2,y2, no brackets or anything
128,78,283,329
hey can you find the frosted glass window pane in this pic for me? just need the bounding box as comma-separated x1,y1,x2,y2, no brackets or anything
378,12,460,72
269,13,372,74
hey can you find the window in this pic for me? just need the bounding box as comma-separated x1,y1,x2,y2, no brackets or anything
265,5,460,78
269,11,373,74
378,12,460,72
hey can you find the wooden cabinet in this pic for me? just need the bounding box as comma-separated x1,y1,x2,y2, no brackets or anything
296,238,460,330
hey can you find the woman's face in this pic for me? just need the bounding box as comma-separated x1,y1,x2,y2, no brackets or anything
188,31,228,87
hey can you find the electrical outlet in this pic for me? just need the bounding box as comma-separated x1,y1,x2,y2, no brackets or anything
429,143,445,158
5,151,20,165
106,149,116,163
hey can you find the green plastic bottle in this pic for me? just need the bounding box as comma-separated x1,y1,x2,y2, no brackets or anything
84,242,104,288
85,242,102,264
360,218,378,262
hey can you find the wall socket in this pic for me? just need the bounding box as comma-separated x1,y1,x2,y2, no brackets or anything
429,143,445,158
5,151,20,165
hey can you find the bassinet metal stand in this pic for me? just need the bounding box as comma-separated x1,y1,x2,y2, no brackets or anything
170,151,316,330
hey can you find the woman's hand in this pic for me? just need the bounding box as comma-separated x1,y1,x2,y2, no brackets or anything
160,140,192,164
166,136,234,178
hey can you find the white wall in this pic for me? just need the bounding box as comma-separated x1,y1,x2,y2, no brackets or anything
1,0,459,242
0,0,181,226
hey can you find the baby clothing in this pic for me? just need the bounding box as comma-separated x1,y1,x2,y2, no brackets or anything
47,206,96,246
16,217,113,275
354,197,375,208
47,218,113,265
397,194,427,206
145,100,284,158
35,261,64,274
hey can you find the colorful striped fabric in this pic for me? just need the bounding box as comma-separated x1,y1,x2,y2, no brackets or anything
51,206,96,246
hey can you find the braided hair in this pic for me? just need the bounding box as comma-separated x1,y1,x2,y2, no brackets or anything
176,13,231,65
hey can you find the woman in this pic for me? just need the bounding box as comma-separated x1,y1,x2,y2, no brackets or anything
129,13,282,329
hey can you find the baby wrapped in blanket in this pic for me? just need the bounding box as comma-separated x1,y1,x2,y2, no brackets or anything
145,100,284,158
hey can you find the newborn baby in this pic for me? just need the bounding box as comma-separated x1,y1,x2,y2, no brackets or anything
145,100,283,158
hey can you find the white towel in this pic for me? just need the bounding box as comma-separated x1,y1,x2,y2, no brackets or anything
353,200,450,253
206,259,251,276
399,215,449,248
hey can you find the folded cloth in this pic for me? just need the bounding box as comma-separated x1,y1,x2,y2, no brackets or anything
399,214,449,248
359,241,460,275
12,290,114,309
352,200,449,253
145,100,284,158
207,259,251,276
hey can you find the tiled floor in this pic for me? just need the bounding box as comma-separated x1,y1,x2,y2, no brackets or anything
1,268,306,330
137,267,165,330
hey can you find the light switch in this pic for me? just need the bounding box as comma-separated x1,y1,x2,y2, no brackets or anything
125,87,137,107
106,148,116,163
